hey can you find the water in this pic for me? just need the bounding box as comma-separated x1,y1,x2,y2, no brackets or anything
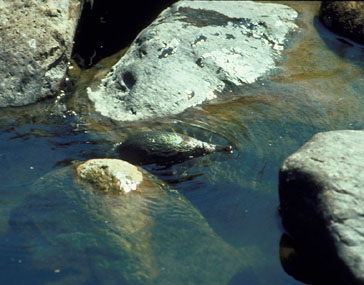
1,2,364,284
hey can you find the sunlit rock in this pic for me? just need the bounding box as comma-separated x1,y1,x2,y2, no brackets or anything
0,0,83,107
320,1,364,45
279,130,364,284
88,1,298,121
76,158,144,194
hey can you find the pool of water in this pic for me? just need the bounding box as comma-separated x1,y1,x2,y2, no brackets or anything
1,2,364,284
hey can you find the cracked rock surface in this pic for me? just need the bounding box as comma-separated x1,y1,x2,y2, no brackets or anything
88,1,298,121
279,130,364,284
0,0,82,107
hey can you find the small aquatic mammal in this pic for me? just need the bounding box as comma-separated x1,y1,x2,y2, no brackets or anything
115,131,233,165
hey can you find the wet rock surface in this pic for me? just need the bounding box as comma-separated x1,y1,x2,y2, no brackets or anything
279,130,364,284
319,1,364,45
0,0,82,107
6,165,259,284
87,1,298,121
115,131,232,165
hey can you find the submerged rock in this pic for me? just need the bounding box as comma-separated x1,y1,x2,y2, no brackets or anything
319,1,364,45
115,131,232,165
0,0,83,107
279,130,364,284
6,164,260,284
88,1,298,121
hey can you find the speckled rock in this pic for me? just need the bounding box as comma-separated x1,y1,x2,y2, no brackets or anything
88,1,298,121
279,130,364,284
0,0,83,107
319,1,364,45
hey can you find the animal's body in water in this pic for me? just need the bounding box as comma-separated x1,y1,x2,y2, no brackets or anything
115,131,233,165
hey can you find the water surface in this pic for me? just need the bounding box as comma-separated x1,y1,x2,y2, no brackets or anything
1,2,364,284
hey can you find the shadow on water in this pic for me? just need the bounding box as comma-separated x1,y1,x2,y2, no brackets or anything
314,16,364,67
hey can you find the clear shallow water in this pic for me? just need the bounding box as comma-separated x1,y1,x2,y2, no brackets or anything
1,2,364,284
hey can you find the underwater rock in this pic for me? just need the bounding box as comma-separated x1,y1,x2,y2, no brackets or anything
7,164,259,284
115,131,232,165
0,0,83,107
76,158,144,194
279,130,364,284
319,1,364,45
87,1,298,121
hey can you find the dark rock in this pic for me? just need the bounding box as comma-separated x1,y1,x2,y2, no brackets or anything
115,131,232,165
279,130,364,284
279,233,346,284
319,1,364,45
72,0,177,68
0,0,83,107
88,1,298,121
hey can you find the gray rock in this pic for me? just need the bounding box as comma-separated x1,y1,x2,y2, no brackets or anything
279,130,364,284
0,0,83,107
88,1,298,121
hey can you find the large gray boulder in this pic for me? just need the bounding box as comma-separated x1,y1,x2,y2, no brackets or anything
0,0,83,107
88,1,298,121
279,130,364,284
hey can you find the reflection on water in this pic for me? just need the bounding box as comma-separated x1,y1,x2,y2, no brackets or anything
1,1,364,284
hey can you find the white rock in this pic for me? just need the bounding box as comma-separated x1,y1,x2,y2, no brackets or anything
88,1,298,121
